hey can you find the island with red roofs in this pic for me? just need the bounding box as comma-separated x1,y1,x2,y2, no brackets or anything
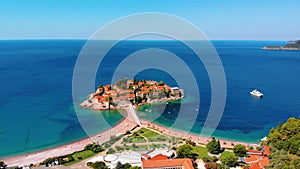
80,78,184,110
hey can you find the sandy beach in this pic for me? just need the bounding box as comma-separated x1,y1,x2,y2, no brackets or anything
0,107,137,167
140,120,259,149
1,106,258,167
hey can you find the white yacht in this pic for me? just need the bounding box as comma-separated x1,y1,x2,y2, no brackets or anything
250,89,263,98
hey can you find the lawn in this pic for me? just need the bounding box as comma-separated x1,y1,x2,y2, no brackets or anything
192,146,209,159
63,150,97,166
122,135,146,143
137,128,169,142
127,143,167,151
221,151,234,158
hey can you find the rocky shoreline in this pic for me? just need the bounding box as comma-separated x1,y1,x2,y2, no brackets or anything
263,40,300,50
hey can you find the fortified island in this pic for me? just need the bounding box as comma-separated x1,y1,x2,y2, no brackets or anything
263,40,300,50
80,78,184,110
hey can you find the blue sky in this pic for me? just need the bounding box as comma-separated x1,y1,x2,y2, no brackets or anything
1,0,299,40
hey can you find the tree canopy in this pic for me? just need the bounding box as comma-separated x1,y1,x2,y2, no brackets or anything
87,161,108,169
233,144,247,157
266,117,300,169
220,154,238,167
177,144,198,160
267,117,300,155
206,137,221,154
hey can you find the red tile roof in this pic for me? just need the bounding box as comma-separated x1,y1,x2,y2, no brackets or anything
120,89,134,93
157,86,165,90
246,155,269,169
142,158,194,169
138,82,145,86
250,162,261,169
142,86,150,91
247,150,262,155
259,156,270,167
150,154,169,160
246,155,259,163
126,94,135,98
263,146,270,156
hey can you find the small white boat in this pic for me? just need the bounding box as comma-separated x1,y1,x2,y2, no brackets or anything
250,89,263,98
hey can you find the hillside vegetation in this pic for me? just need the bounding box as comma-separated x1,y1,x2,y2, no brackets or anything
266,117,300,169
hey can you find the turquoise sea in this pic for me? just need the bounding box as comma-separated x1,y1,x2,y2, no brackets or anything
0,40,299,157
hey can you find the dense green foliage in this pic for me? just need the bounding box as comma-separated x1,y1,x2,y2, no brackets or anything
268,118,300,155
157,81,165,86
206,137,221,154
87,161,108,169
220,154,238,167
115,162,142,169
266,117,300,169
84,143,104,153
177,144,198,160
233,144,247,157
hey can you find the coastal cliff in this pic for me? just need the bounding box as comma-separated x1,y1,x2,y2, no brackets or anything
263,40,300,50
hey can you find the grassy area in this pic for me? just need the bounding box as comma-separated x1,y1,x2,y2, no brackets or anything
115,143,167,152
122,135,146,143
63,150,97,166
137,128,169,142
221,151,234,158
192,146,209,159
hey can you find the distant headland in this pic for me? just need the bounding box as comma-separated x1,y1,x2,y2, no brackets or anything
263,40,300,50
80,78,184,110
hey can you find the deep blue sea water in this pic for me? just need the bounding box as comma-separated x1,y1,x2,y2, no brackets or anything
0,40,299,157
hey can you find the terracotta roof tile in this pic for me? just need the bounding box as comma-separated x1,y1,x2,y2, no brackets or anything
151,154,169,160
263,146,270,156
142,158,193,169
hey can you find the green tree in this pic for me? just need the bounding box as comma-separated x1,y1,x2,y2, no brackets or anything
177,144,198,160
67,155,74,162
233,144,247,157
206,137,221,154
202,155,213,162
129,166,142,169
221,154,238,167
115,162,132,169
89,161,108,169
42,157,55,165
267,117,300,155
106,96,113,110
157,81,165,86
133,79,139,85
107,148,116,154
135,96,142,104
91,144,104,153
266,118,300,169
84,143,94,150
85,143,104,153
266,149,292,169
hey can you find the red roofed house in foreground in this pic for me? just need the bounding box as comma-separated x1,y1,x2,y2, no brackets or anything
142,158,194,169
245,146,270,169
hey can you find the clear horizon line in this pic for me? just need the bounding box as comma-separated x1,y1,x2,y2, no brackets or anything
0,38,288,41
